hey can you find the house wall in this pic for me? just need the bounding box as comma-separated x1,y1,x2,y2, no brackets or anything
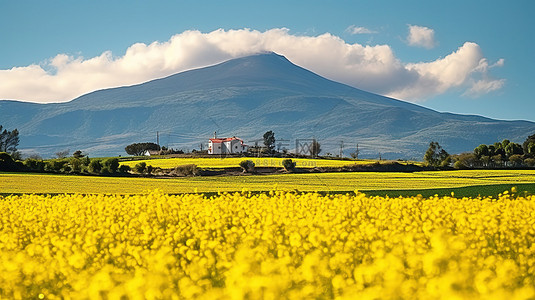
209,141,222,154
209,139,247,154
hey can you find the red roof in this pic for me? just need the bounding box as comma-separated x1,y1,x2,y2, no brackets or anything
209,137,246,145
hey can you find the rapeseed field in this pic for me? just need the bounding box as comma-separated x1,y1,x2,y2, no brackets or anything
119,157,376,169
2,170,535,194
1,190,534,299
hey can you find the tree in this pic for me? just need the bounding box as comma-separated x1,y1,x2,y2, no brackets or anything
505,142,523,159
55,150,70,159
0,126,20,155
102,158,120,174
0,152,23,171
133,162,147,174
88,159,102,174
423,141,449,167
119,164,131,173
473,144,489,159
282,159,296,172
452,153,477,169
125,143,160,156
239,160,255,173
72,150,85,158
263,131,276,153
310,139,321,157
509,154,523,167
69,157,83,173
527,142,535,157
524,133,535,157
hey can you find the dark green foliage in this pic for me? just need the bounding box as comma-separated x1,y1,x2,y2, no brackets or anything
0,126,19,155
133,162,147,174
509,154,523,167
523,134,535,157
172,164,200,176
525,158,535,167
239,160,255,173
88,159,103,174
69,157,83,173
125,143,160,156
103,158,119,174
505,142,523,159
24,158,45,172
453,160,466,170
72,150,85,158
45,159,69,173
146,165,154,175
473,144,489,159
282,159,296,172
263,131,276,152
82,156,91,166
0,152,23,171
423,142,450,167
118,164,131,173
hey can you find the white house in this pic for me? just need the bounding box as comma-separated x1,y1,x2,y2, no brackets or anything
208,136,248,154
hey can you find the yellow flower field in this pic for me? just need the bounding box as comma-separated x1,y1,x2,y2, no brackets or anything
120,157,377,169
1,190,535,299
1,170,535,194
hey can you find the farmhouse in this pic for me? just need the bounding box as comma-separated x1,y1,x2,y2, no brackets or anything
209,136,248,155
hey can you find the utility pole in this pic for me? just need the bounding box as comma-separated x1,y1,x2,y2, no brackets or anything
157,131,160,148
339,141,344,158
356,144,359,160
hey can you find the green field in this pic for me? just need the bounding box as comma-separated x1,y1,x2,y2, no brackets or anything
120,157,378,169
2,170,535,196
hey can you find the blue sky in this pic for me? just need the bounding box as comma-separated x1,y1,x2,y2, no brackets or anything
1,0,533,121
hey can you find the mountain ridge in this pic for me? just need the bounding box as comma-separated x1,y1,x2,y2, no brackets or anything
1,52,534,159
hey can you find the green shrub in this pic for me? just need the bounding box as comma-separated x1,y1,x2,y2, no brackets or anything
88,160,103,174
133,162,147,174
82,156,91,166
0,152,23,171
453,160,467,170
45,159,69,173
69,157,82,173
525,158,535,167
172,164,200,176
118,164,131,173
239,160,255,173
282,159,296,172
103,158,119,174
24,158,45,172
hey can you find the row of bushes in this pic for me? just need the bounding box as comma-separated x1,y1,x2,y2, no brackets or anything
239,159,297,173
24,156,131,175
452,152,535,169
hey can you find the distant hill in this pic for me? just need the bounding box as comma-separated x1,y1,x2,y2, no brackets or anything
1,52,534,159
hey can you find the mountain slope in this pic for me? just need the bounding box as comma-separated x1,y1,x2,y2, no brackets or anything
1,52,534,159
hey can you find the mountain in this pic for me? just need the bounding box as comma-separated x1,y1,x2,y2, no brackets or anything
1,52,534,159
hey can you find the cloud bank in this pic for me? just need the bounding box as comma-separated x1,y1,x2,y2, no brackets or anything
407,25,436,49
0,28,504,103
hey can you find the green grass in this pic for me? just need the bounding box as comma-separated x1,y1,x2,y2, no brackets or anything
364,183,535,198
1,170,534,197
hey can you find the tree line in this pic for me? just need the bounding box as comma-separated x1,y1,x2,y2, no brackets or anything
424,133,535,169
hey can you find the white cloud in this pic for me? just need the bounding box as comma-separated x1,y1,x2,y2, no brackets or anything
346,25,376,35
463,79,506,97
407,25,436,49
389,42,505,100
0,28,504,103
